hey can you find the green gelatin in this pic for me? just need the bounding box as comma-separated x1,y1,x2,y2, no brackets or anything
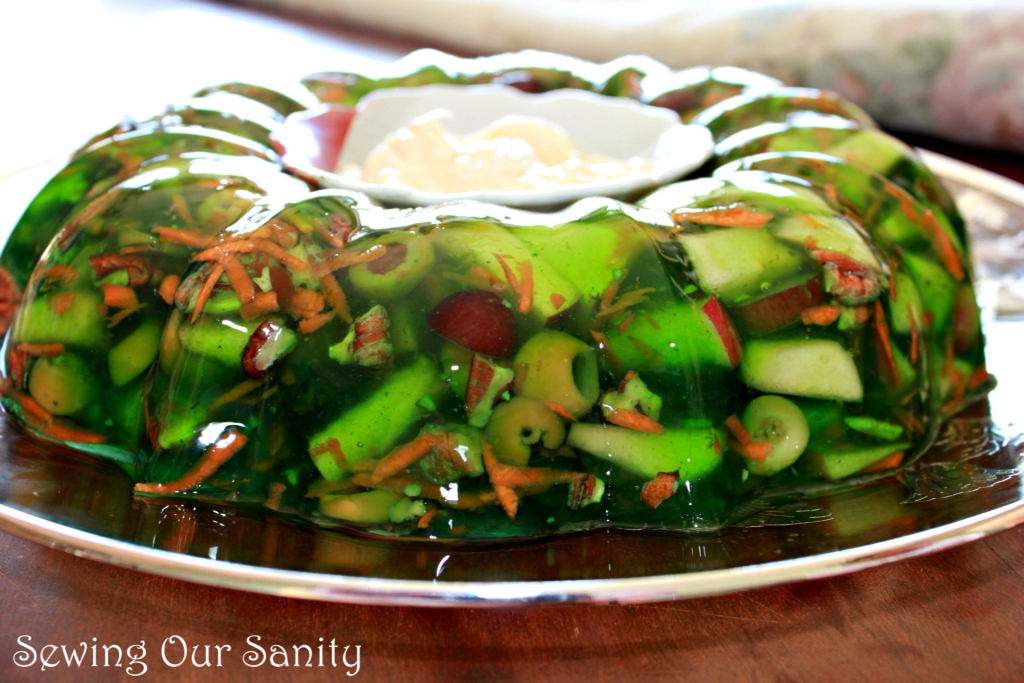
0,51,989,540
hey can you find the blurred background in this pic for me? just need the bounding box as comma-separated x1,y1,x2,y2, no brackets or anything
1,0,1021,179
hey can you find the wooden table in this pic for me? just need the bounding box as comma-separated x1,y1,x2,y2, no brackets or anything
2,2,1024,681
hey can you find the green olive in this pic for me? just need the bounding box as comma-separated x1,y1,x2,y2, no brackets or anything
28,353,97,416
513,330,599,418
484,397,566,467
741,395,810,476
319,489,404,523
348,232,435,301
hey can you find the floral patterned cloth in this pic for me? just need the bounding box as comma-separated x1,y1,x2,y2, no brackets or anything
251,0,1024,151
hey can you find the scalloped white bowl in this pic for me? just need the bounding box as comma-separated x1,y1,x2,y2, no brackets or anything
275,84,714,209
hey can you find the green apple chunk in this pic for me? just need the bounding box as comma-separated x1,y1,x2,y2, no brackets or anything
514,216,645,300
604,300,735,371
28,353,97,416
430,222,580,319
741,395,810,476
109,320,162,386
804,442,909,480
889,271,925,334
902,252,957,331
675,228,806,304
348,231,435,301
566,423,723,480
825,130,909,176
179,317,261,366
514,331,599,418
741,339,863,401
14,289,107,347
309,355,441,480
770,214,882,274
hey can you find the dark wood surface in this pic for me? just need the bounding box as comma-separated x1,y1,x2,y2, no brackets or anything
2,2,1024,681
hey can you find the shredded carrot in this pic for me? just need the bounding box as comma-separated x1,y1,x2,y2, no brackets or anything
158,274,180,305
195,239,308,271
874,299,901,389
305,478,359,498
600,278,620,312
309,438,348,473
221,256,255,303
885,184,919,221
550,292,566,309
239,290,279,321
371,432,446,483
152,227,214,249
641,472,679,508
208,377,265,413
101,284,138,309
264,482,286,511
191,262,225,324
590,330,622,375
483,442,519,518
618,370,638,392
855,305,871,324
18,343,65,357
53,292,75,314
725,415,751,446
172,194,195,226
515,260,533,314
714,434,722,456
967,364,990,390
493,252,522,304
320,274,352,323
801,305,841,326
617,313,635,334
315,223,346,249
41,422,108,444
417,508,439,529
466,265,506,292
542,400,577,421
19,394,54,422
908,307,919,364
268,219,300,250
596,288,656,321
299,310,335,334
42,264,78,285
921,210,965,281
135,429,247,494
606,407,664,434
287,288,325,318
860,451,904,474
729,438,772,461
350,473,444,501
824,182,839,206
311,244,385,277
671,208,772,227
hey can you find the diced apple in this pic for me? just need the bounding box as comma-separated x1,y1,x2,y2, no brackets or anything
729,275,825,336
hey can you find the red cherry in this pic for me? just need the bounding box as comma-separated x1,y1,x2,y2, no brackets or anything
428,290,518,357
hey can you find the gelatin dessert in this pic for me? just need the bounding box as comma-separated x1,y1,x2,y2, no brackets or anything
0,51,991,538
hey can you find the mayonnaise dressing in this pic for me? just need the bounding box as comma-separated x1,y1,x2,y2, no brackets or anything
340,109,652,193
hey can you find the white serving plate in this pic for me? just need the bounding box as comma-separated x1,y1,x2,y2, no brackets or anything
276,84,714,208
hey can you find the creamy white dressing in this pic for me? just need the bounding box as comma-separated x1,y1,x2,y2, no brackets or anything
339,110,652,193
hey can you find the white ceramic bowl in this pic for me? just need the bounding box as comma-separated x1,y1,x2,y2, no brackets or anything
276,84,714,209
